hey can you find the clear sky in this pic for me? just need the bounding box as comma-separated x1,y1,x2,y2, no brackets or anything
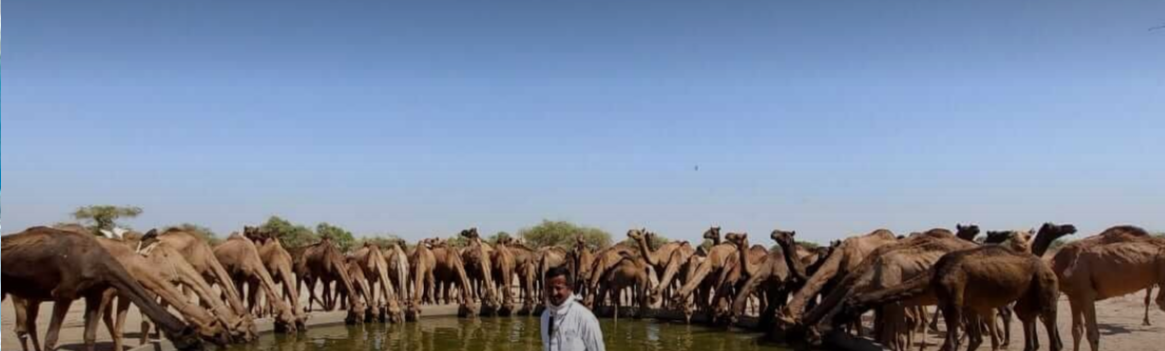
3,1,1163,244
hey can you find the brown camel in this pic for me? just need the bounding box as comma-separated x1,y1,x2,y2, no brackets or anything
92,237,232,350
777,229,898,328
1050,225,1164,351
299,237,367,323
568,236,596,297
497,237,539,314
843,225,1075,351
145,228,258,337
459,228,502,315
406,239,437,321
2,227,202,351
489,238,518,315
213,234,300,332
600,253,652,320
723,231,796,330
430,240,480,317
381,240,411,311
671,227,741,322
243,228,308,329
650,241,697,309
797,229,979,351
583,243,638,309
627,229,693,306
352,243,404,323
711,233,769,324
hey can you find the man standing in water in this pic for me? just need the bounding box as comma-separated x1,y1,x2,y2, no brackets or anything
541,266,605,351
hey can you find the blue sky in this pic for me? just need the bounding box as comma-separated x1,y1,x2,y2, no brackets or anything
3,1,1164,244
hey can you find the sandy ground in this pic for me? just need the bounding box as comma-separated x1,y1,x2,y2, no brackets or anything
2,294,1161,351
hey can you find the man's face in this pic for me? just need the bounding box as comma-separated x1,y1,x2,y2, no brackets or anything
546,275,572,306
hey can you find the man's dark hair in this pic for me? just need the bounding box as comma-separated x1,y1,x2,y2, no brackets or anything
544,266,574,288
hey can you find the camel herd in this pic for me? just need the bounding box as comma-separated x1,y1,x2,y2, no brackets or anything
2,223,1162,351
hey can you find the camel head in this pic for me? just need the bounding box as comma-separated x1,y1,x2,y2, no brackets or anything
1033,222,1078,255
984,231,1013,244
771,229,796,246
1008,230,1035,253
460,228,481,240
627,228,645,241
703,227,722,241
956,224,981,241
725,232,748,247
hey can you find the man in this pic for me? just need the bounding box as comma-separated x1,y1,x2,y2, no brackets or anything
541,266,605,351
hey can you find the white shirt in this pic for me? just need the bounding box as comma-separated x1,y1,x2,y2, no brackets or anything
540,295,605,351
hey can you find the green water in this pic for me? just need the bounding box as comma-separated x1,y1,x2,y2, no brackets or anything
228,317,790,351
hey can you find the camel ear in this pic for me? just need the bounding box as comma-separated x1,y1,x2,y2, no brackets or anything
790,231,796,237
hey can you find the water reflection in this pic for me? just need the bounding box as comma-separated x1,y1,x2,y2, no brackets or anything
226,317,786,351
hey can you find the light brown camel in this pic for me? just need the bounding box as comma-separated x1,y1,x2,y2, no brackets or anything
569,236,596,297
710,233,769,325
406,239,437,321
650,241,697,309
627,229,692,307
243,228,307,329
723,231,796,330
213,234,300,332
299,237,367,323
843,225,1075,351
92,237,232,350
352,243,404,323
430,240,480,317
497,237,539,314
776,229,898,328
796,229,979,351
600,252,652,320
381,240,411,311
2,227,202,351
459,228,502,315
583,243,638,309
146,228,258,336
489,238,518,315
671,227,740,322
1050,225,1164,351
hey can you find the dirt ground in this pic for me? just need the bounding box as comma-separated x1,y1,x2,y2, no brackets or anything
2,294,1161,351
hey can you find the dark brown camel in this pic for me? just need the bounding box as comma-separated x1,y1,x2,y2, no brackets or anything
299,237,367,324
1,227,202,351
723,231,796,330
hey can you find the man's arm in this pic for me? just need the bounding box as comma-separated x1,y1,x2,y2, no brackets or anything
583,316,605,351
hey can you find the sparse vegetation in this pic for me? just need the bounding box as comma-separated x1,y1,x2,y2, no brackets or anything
259,216,319,249
316,222,356,252
71,205,143,235
488,231,513,245
519,220,612,249
357,234,406,249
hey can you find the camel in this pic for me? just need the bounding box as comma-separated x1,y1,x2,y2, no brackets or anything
599,253,653,320
2,227,202,351
795,229,980,351
213,234,301,332
710,233,769,325
144,228,258,337
92,237,233,350
650,241,697,309
671,227,741,322
776,229,898,329
351,243,404,323
243,228,307,329
722,231,797,330
843,225,1076,351
458,228,502,315
381,240,411,311
583,243,639,309
406,239,437,321
1146,285,1157,326
430,240,481,317
488,238,518,315
627,229,693,306
568,236,596,297
1050,225,1164,351
497,237,539,314
298,237,367,323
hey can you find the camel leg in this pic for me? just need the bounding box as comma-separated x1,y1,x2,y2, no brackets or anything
930,307,943,332
82,294,106,351
1082,298,1100,351
44,299,75,351
939,303,960,351
14,297,42,351
1145,286,1154,326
